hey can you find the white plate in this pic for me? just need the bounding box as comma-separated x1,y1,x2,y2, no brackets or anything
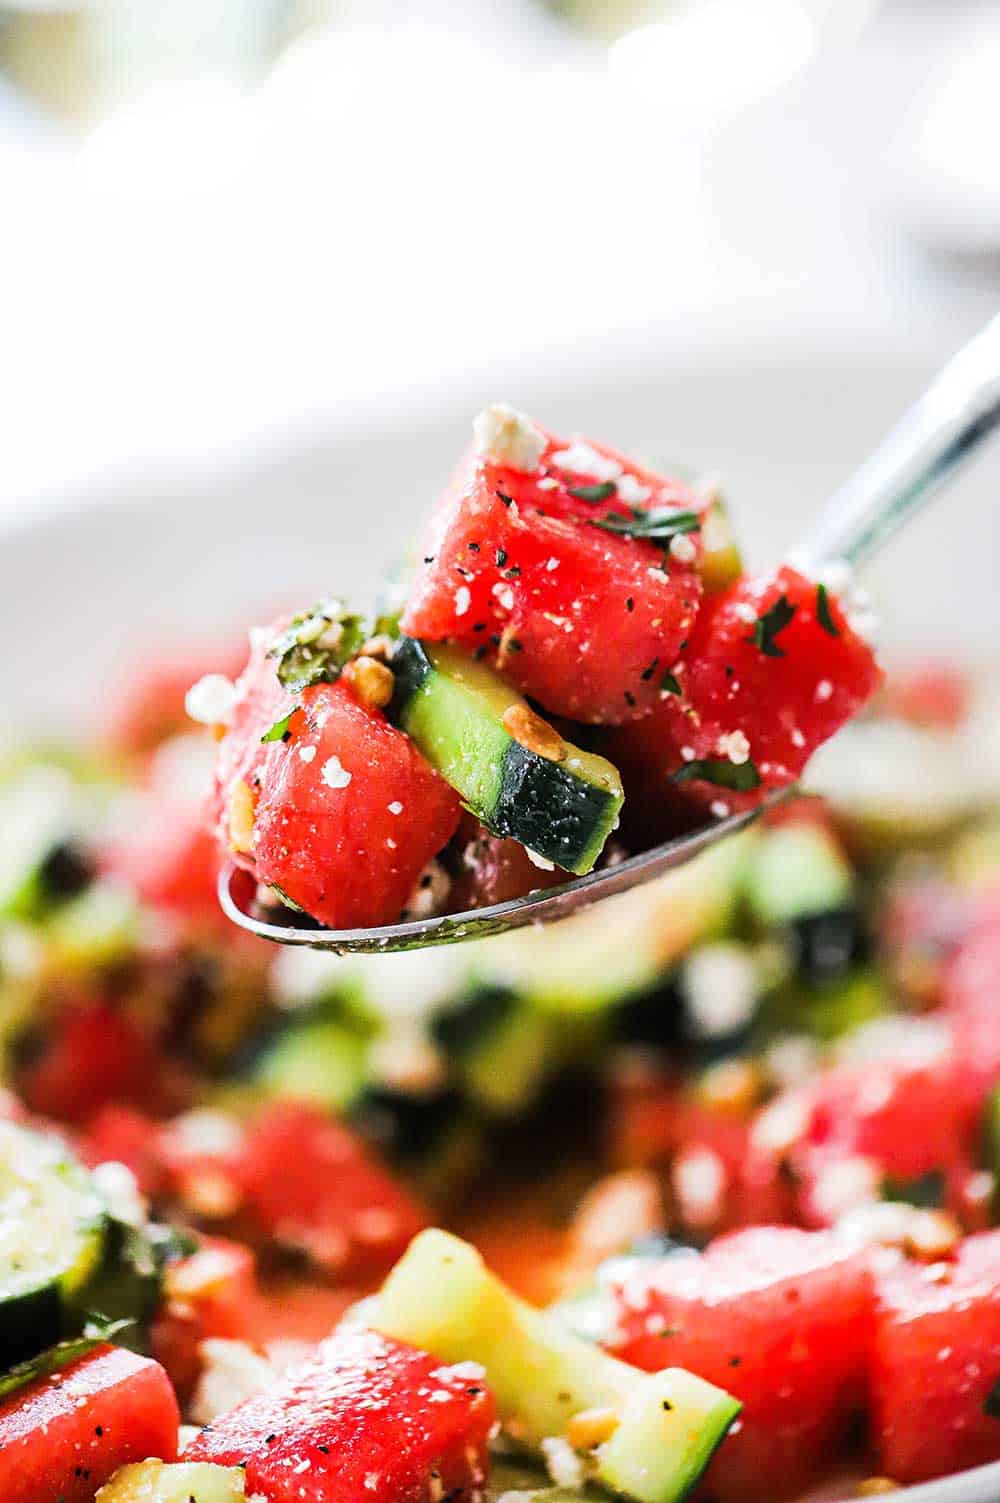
2,340,999,1502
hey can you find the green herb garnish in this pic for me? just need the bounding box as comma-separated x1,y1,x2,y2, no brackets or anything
567,481,618,503
0,1318,133,1400
590,506,701,546
672,759,761,792
984,1376,1000,1420
881,1170,946,1209
815,583,841,638
268,601,366,694
660,671,682,697
748,594,797,658
261,708,297,744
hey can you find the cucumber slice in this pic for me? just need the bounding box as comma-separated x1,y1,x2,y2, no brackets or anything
372,1228,740,1503
433,988,555,1116
744,822,853,928
252,1014,372,1112
96,1461,246,1503
392,640,623,875
0,1120,106,1362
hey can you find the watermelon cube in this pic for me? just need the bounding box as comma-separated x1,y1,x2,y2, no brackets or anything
870,1229,1000,1483
0,1345,179,1503
186,1324,496,1503
605,1225,873,1502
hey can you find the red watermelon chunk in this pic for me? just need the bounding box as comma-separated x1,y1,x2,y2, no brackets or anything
870,1229,1000,1483
401,413,707,725
608,564,882,826
0,1345,179,1503
211,619,461,928
233,1102,428,1281
605,1225,873,1502
942,897,1000,1119
186,1324,496,1503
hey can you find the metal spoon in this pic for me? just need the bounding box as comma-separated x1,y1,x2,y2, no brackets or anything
220,314,1000,954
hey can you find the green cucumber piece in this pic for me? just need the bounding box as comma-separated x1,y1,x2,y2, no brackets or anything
0,1120,106,1362
95,1461,246,1503
372,1229,739,1503
392,640,623,875
252,1014,371,1112
433,988,555,1116
744,822,853,928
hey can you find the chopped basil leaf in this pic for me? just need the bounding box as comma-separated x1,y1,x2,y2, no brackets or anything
672,758,762,792
0,1318,133,1400
881,1170,946,1209
589,507,701,547
268,601,366,694
660,671,682,696
816,583,841,638
567,481,618,503
749,594,797,658
984,1376,1000,1420
261,708,297,744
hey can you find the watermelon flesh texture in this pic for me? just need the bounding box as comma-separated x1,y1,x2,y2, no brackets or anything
607,565,882,830
0,1345,179,1503
402,436,706,725
871,1229,1000,1483
186,1324,496,1503
605,1226,872,1503
212,622,461,928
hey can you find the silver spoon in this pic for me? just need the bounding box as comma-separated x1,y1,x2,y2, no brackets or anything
220,314,1000,954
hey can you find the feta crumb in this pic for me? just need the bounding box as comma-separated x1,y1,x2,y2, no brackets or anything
170,1108,243,1157
492,582,515,611
710,800,731,819
550,441,622,483
526,848,556,871
672,1144,726,1229
790,728,806,749
546,556,560,571
537,476,559,490
541,1436,585,1490
436,1361,487,1382
388,800,403,815
298,744,317,763
681,940,758,1039
320,755,352,789
454,585,472,617
680,745,696,762
615,473,652,504
815,679,834,702
732,602,757,624
716,729,751,765
669,532,697,564
190,1339,277,1424
185,673,237,727
473,403,546,472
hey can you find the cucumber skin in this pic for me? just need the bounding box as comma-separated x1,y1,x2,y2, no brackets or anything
392,639,623,874
372,1229,741,1503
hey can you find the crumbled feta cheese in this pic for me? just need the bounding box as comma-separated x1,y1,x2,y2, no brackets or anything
541,1436,585,1490
669,532,697,564
732,602,757,624
537,476,559,491
550,441,622,483
454,585,472,617
370,1024,445,1094
473,404,546,472
546,556,560,571
680,745,696,761
615,473,652,504
710,800,731,819
672,1144,726,1228
190,1340,278,1424
815,679,834,702
90,1160,146,1227
298,745,317,763
492,582,515,611
790,728,806,749
185,673,237,727
716,729,751,765
321,755,352,789
681,940,758,1039
388,800,404,815
436,1361,487,1382
170,1108,244,1157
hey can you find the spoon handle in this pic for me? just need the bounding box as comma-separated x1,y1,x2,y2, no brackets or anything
799,313,1000,569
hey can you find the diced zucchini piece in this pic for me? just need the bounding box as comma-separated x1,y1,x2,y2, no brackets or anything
698,493,743,595
392,640,623,875
372,1229,739,1503
96,1461,246,1503
433,988,556,1116
0,1120,106,1362
744,822,853,927
252,1014,372,1111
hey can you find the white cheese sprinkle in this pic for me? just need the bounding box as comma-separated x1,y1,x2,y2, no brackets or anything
537,476,559,491
790,727,806,749
732,602,757,624
680,745,696,762
710,800,731,818
492,582,515,611
298,745,317,763
320,755,352,789
815,679,834,702
546,556,560,571
541,1437,585,1490
185,673,237,727
473,403,546,472
550,441,622,482
388,800,403,815
454,585,472,617
669,532,697,564
615,473,652,504
717,729,751,765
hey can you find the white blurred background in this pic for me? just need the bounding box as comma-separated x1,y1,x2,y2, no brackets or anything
0,0,998,583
